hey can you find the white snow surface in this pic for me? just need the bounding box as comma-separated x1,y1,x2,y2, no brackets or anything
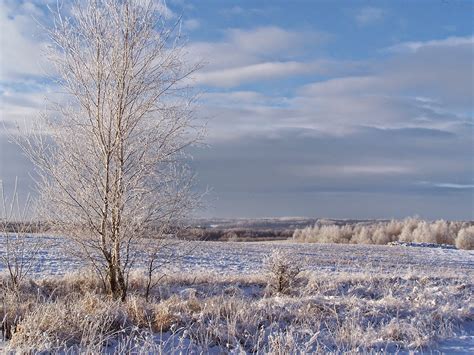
1,235,473,276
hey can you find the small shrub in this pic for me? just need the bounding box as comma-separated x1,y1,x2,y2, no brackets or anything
224,231,239,242
264,249,303,295
373,228,390,245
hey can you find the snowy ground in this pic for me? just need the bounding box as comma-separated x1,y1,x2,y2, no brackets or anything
1,235,473,353
438,321,474,354
1,235,473,277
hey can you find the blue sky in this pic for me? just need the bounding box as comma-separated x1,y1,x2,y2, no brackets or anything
0,0,473,219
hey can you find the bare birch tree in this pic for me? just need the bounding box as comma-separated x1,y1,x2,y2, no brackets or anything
19,0,203,301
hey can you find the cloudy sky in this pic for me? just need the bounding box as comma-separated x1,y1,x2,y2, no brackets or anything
0,0,473,219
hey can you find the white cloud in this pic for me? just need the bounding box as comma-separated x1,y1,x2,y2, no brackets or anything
195,61,320,87
291,33,473,132
0,1,49,80
188,26,328,67
220,5,266,16
386,35,474,52
224,6,244,15
194,58,362,88
226,27,317,55
183,18,200,31
417,181,474,189
299,76,384,96
195,32,472,140
0,83,56,130
201,91,280,106
433,183,474,189
186,26,330,87
355,7,385,26
156,0,176,19
298,164,415,177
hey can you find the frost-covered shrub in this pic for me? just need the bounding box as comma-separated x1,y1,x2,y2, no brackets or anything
319,225,343,243
430,220,452,245
411,221,436,243
264,249,303,295
399,217,420,242
293,225,321,243
385,219,404,238
353,226,373,244
456,226,474,250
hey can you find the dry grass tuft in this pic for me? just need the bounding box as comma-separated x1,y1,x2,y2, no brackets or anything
152,296,183,332
9,292,126,353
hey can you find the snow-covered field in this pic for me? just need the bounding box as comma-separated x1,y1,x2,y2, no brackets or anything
1,235,473,353
176,240,474,276
1,235,473,276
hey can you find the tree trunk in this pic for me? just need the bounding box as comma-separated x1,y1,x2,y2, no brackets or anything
117,267,127,301
107,242,127,301
108,261,119,298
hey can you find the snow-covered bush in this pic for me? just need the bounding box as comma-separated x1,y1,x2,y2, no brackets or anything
456,226,474,250
353,226,373,244
399,217,420,242
264,249,303,294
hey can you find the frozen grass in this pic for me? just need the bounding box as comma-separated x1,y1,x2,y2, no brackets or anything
1,237,473,352
293,218,474,249
1,264,473,353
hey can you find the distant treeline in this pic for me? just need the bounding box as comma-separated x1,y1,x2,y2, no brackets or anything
1,221,293,242
0,221,49,234
293,218,474,250
177,228,293,242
